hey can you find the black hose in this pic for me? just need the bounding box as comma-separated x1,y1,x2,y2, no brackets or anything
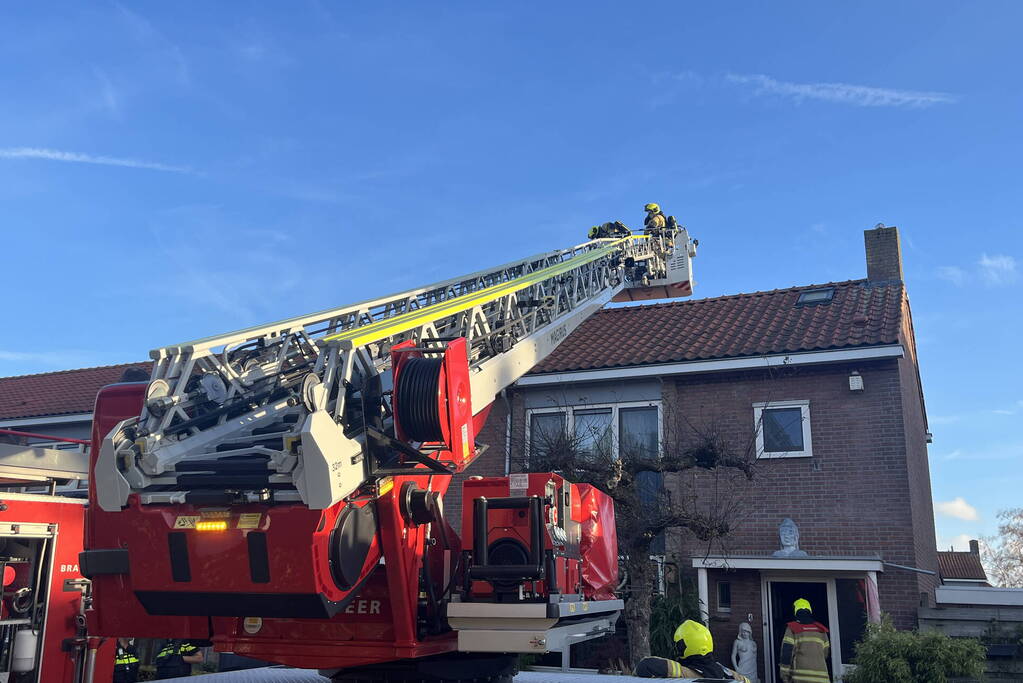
396,358,444,442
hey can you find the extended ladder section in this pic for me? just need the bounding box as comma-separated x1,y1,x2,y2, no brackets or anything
95,229,696,512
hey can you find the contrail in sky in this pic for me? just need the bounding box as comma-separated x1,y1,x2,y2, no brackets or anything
0,146,192,173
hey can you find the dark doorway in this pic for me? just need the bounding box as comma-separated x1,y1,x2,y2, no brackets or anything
769,581,830,683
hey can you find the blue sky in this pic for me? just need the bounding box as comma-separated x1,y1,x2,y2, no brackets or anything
1,3,1020,549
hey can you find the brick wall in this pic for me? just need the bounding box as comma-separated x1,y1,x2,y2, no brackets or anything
443,397,510,533
706,569,765,682
864,226,904,282
663,359,926,628
897,297,940,598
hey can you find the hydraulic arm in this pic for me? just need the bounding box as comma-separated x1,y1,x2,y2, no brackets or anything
82,220,697,676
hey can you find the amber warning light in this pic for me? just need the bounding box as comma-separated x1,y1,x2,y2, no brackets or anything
196,520,228,532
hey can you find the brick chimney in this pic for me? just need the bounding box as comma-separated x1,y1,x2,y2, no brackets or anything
969,539,980,555
864,224,903,282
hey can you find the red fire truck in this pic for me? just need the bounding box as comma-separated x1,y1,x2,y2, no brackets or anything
0,432,113,682
80,224,697,680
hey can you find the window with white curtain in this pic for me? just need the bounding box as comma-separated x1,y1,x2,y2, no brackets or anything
526,402,660,461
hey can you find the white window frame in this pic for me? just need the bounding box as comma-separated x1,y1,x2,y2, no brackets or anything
754,400,812,459
525,400,662,463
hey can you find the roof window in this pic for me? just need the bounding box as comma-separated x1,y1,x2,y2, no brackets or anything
796,287,835,306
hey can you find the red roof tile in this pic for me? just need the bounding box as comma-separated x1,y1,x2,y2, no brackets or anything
0,363,151,421
937,551,989,582
532,279,905,373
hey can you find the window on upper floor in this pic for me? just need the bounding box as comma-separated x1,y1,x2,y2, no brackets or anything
526,402,660,463
754,400,812,458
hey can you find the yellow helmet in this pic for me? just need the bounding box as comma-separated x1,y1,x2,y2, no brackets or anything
644,203,660,213
673,619,713,658
794,598,812,614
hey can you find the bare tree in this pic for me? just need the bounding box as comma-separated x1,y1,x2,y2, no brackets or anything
510,402,761,667
982,508,1023,587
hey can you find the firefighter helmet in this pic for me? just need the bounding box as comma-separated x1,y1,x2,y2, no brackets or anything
673,619,713,658
644,203,660,213
794,598,812,614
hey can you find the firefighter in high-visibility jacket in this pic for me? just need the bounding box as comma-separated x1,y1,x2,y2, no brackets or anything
779,598,831,683
644,203,667,234
634,620,750,681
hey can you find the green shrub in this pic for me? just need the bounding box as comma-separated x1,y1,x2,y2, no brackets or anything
649,569,701,659
845,616,986,683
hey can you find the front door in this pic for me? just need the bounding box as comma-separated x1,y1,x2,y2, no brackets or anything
767,580,831,682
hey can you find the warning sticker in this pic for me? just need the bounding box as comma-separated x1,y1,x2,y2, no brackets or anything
237,513,261,530
461,423,470,457
173,516,199,529
509,473,529,496
242,617,262,634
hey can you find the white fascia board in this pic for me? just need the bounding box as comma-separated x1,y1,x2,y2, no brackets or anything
517,345,905,387
0,413,92,428
692,557,885,573
936,586,1023,607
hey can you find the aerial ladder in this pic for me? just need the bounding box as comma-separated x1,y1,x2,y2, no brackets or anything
81,221,697,680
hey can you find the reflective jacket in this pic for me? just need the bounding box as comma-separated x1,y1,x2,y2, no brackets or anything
155,640,199,679
779,620,830,683
113,644,140,683
635,654,749,681
644,212,667,233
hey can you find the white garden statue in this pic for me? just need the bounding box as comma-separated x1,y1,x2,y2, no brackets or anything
731,622,758,683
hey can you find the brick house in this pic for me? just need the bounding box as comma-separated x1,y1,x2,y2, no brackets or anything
455,225,939,681
1,227,937,681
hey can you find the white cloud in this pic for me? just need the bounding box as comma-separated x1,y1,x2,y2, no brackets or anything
114,2,190,86
930,415,961,425
92,67,121,119
935,497,980,521
937,533,975,552
993,409,1015,416
726,73,957,108
936,266,968,286
941,449,963,462
0,147,192,174
978,253,1018,286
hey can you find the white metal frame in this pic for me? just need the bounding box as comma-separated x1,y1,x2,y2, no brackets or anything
754,400,813,459
524,400,662,462
96,230,695,510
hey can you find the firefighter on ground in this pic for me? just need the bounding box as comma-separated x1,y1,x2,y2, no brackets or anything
154,639,203,679
779,598,831,683
643,203,667,234
113,638,140,683
635,619,749,681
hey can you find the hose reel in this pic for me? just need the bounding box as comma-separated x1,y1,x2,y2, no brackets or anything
389,338,476,468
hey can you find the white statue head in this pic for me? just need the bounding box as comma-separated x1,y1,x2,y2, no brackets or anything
779,518,799,550
739,622,752,639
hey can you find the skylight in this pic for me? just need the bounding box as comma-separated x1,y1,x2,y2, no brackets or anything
796,287,835,305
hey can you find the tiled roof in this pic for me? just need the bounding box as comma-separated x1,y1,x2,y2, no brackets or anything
532,279,905,374
938,551,989,582
0,363,151,421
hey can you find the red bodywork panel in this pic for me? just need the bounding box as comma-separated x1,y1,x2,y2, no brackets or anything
0,493,114,682
85,349,473,669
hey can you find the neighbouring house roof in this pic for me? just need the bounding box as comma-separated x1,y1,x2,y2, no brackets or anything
0,363,151,421
937,551,989,583
532,279,905,374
